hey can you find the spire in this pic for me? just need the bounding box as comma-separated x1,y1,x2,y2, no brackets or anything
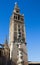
14,2,20,13
15,2,18,9
5,36,8,44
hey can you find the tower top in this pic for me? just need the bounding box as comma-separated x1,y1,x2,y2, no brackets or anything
15,2,18,9
14,2,20,13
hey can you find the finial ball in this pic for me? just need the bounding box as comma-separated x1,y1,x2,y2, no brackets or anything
15,2,17,5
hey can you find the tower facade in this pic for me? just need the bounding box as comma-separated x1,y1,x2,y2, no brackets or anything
9,3,28,65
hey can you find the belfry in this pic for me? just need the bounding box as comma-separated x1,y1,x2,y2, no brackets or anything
9,2,28,65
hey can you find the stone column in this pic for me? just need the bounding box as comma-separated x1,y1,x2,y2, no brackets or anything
10,42,13,60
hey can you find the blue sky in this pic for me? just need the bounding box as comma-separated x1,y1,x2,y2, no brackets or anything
0,0,40,61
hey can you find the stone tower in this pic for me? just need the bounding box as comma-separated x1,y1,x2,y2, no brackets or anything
9,2,28,65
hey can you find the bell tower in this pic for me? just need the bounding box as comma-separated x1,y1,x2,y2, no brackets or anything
9,2,28,65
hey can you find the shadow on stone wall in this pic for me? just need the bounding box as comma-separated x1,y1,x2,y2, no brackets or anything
0,56,17,65
0,44,17,65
